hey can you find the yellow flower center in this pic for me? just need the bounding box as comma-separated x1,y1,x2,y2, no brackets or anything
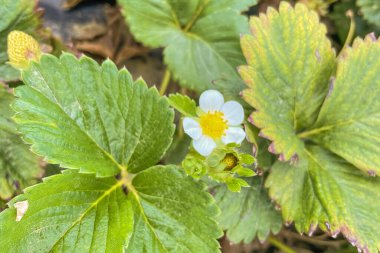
199,111,227,139
222,153,238,170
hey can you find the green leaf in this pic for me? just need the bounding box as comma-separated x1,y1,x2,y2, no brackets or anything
266,146,380,253
0,0,40,82
307,36,380,175
126,165,222,253
214,177,282,243
120,0,257,92
168,93,197,117
232,166,255,177
0,167,222,252
240,3,380,251
0,85,42,199
13,53,175,176
240,2,336,161
357,0,380,26
0,170,133,252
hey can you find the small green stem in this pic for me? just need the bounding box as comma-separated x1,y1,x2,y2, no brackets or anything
338,10,356,58
177,87,187,138
268,236,296,253
159,69,171,96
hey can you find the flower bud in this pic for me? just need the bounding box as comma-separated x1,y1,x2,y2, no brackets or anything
7,31,41,69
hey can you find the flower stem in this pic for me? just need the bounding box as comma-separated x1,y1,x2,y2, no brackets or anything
159,69,171,96
338,10,355,58
268,236,296,253
177,87,188,138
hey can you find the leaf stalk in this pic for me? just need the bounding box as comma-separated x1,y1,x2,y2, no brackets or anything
338,10,356,58
159,69,171,96
268,235,296,253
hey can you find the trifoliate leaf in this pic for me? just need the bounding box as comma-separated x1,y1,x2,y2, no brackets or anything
240,2,336,161
266,146,380,253
0,0,40,82
0,85,42,199
13,53,175,176
126,165,222,253
120,0,257,92
214,177,282,243
0,170,133,252
240,4,380,251
168,93,197,117
357,0,380,26
309,36,380,175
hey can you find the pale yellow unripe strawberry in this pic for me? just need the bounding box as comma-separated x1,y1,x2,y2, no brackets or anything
7,31,41,69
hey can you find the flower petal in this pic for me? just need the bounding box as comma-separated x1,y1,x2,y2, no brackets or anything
221,101,244,125
183,117,202,140
199,90,224,112
193,135,216,156
14,200,28,222
222,127,246,145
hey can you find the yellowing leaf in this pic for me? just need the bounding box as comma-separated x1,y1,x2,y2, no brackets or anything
240,2,336,161
308,35,380,175
266,146,380,253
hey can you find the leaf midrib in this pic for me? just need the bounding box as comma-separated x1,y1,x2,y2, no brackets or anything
48,180,123,252
298,109,380,139
24,82,124,173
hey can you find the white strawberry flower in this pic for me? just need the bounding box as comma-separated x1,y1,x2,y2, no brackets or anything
183,90,246,156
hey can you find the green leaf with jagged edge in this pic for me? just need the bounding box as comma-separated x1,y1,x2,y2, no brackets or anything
240,2,336,161
0,0,40,82
0,167,222,252
0,85,42,200
12,53,175,176
305,36,380,176
0,170,134,252
357,0,380,26
244,122,275,171
240,2,380,251
120,0,257,92
168,93,197,117
266,146,380,253
213,177,282,243
126,165,222,252
2,53,222,252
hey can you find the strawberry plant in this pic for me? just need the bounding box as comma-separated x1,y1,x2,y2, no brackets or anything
1,0,380,252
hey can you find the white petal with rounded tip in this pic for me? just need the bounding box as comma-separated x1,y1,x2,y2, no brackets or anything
222,127,246,145
183,117,202,140
193,135,216,156
199,90,224,112
221,101,244,125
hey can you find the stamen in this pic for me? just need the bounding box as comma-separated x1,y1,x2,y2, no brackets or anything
199,111,227,139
